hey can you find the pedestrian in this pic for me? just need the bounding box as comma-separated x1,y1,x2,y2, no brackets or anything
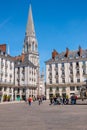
38,98,41,105
49,97,53,105
28,96,32,106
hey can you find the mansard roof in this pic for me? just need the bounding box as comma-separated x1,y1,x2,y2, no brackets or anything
14,54,36,68
0,51,14,62
45,48,87,64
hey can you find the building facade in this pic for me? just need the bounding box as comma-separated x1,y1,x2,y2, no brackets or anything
0,44,14,101
39,70,45,96
45,47,87,99
0,4,45,102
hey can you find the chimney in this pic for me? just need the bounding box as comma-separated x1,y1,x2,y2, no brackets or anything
78,46,82,56
21,53,25,62
0,44,6,52
52,49,58,59
65,48,69,57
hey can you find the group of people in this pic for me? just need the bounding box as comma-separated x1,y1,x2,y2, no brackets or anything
27,96,43,106
49,95,77,105
50,96,69,105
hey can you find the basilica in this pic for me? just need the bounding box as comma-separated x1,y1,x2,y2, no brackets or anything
0,4,45,102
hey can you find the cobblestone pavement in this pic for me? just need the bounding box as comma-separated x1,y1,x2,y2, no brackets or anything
0,100,87,130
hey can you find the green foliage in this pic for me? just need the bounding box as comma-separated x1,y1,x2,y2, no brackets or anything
3,94,7,101
3,94,11,101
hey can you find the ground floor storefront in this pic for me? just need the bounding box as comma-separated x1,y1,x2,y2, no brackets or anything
0,85,37,102
46,84,87,99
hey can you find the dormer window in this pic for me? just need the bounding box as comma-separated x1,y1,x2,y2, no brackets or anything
75,53,79,59
69,54,73,59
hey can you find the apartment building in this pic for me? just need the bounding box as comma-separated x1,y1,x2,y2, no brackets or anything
45,47,87,99
0,44,14,101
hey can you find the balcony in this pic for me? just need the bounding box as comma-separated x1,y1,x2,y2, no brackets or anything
22,77,25,81
55,75,59,78
10,74,12,78
69,66,73,69
49,90,53,94
48,75,52,79
22,70,25,74
69,73,73,77
61,67,65,70
1,64,4,68
55,90,59,93
17,71,20,74
82,64,86,69
76,72,80,77
5,64,8,68
1,73,3,76
10,66,12,70
17,78,20,82
48,67,52,71
83,72,87,77
5,73,8,77
76,65,79,69
54,67,58,71
62,89,66,93
61,74,65,77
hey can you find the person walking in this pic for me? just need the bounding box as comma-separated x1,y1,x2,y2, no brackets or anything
28,96,32,106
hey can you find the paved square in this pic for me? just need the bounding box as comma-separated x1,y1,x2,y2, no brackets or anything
0,101,87,130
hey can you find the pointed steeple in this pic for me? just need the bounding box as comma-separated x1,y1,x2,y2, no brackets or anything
26,4,35,37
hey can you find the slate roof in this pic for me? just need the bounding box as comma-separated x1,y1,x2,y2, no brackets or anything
14,54,36,68
45,48,87,64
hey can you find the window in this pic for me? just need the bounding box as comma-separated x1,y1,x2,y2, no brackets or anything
4,87,7,91
70,86,75,91
70,70,73,74
62,87,66,92
50,72,52,76
83,70,85,75
70,62,72,67
56,87,59,91
76,86,80,90
5,79,7,82
83,61,85,65
49,64,52,68
56,79,58,83
62,78,65,83
56,71,58,75
50,87,52,92
77,79,80,82
62,70,65,75
62,63,64,67
32,42,34,51
25,43,28,52
76,69,80,74
0,87,2,91
55,63,58,68
50,80,52,84
69,55,73,59
70,78,73,83
76,62,79,67
35,45,37,51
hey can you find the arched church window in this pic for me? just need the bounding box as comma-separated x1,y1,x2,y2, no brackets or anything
32,41,34,51
29,44,31,50
25,43,28,53
35,44,37,51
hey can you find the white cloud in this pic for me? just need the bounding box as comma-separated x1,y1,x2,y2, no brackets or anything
0,17,11,29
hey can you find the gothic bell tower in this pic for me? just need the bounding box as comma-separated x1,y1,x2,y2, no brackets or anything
23,4,39,67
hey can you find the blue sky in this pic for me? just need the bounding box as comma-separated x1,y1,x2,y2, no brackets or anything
0,0,87,72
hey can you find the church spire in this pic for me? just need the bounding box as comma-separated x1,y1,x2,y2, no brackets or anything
26,4,35,37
